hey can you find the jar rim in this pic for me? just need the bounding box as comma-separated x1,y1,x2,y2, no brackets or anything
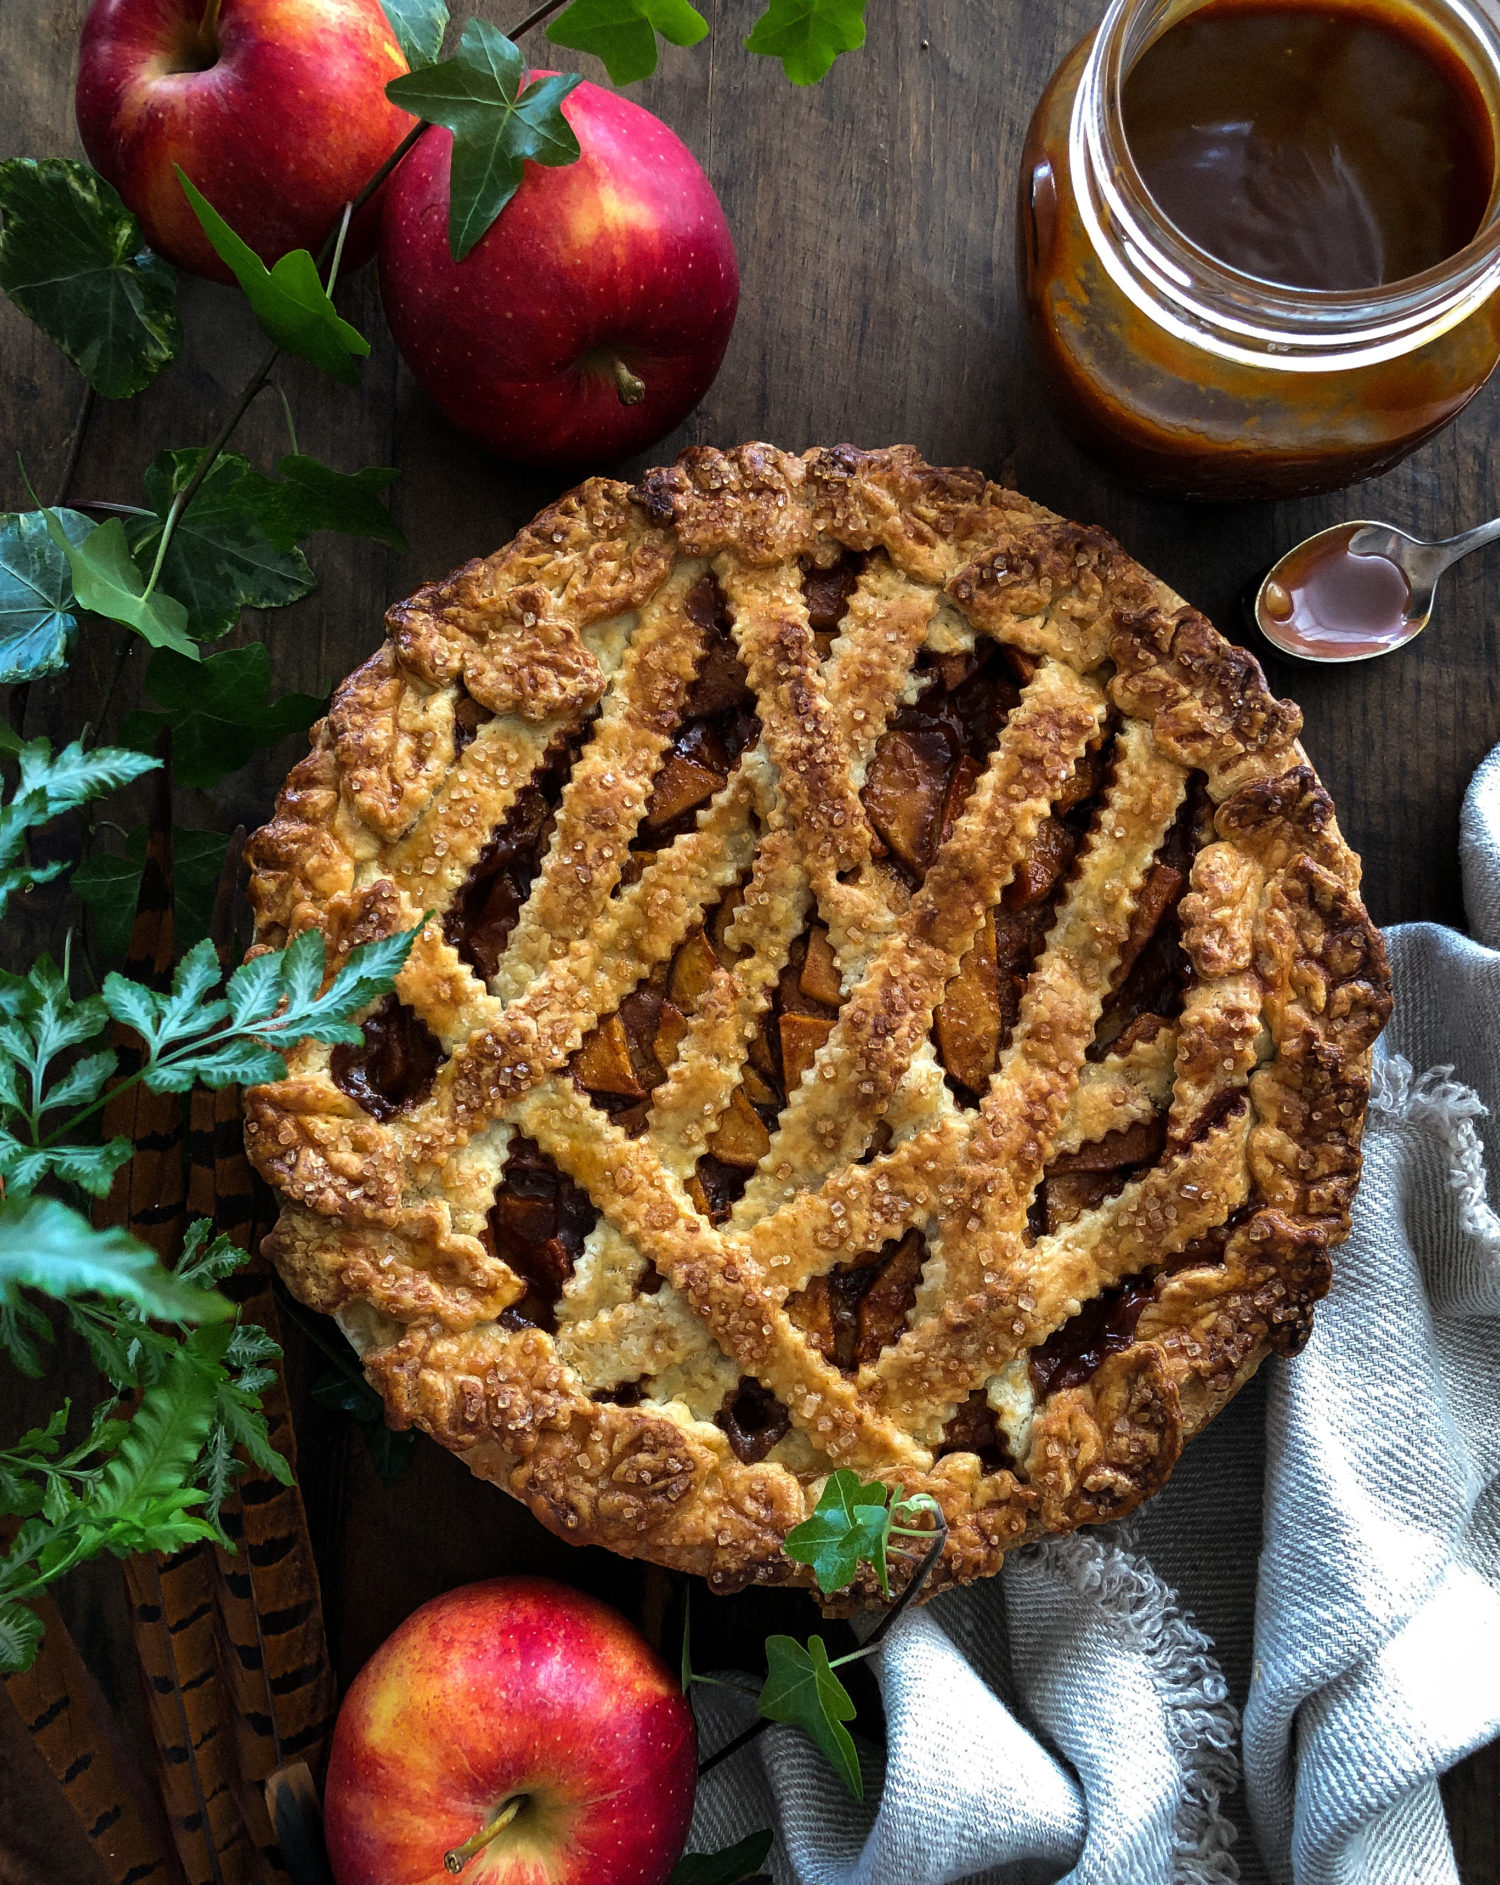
1076,0,1500,365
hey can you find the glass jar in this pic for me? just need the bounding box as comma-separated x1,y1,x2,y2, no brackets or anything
1018,0,1500,500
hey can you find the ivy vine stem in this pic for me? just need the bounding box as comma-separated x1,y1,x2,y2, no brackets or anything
505,0,575,41
693,1500,949,1780
137,0,564,606
138,337,279,602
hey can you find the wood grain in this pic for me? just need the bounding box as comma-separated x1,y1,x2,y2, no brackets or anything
1,0,1496,1878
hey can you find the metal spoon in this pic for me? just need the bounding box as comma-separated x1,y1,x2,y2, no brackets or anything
1252,515,1500,663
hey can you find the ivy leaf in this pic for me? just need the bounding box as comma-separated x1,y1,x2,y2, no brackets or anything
546,0,707,85
121,645,323,790
175,170,370,386
41,512,195,658
311,1366,416,1483
72,823,230,961
387,22,582,261
666,1831,775,1885
784,1467,893,1597
260,456,407,553
745,0,867,83
759,1634,862,1798
0,1197,227,1333
128,450,316,642
0,736,159,919
0,510,95,684
380,0,449,68
0,158,182,399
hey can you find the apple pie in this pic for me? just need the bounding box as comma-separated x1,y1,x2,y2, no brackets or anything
244,444,1391,1605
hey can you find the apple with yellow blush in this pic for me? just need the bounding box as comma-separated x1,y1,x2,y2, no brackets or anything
322,1577,697,1885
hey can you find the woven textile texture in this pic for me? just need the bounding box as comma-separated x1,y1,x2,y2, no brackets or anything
689,745,1500,1885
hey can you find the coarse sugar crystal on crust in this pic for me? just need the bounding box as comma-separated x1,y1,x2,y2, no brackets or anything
243,444,1391,1607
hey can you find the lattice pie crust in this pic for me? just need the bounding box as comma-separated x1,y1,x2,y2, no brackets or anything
244,445,1391,1606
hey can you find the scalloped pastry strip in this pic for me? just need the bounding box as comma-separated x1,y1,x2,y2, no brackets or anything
490,559,711,1002
732,659,1108,1228
870,721,1188,1423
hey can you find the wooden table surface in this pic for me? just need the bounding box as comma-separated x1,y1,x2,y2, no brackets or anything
2,0,1497,1877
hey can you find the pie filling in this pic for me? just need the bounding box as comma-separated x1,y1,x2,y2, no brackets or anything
717,1377,793,1464
1029,1212,1246,1398
487,1134,598,1334
787,1228,926,1374
329,995,444,1119
333,569,1234,1456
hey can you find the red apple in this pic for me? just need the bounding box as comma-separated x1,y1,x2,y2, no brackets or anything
323,1577,697,1885
379,81,738,466
75,0,414,282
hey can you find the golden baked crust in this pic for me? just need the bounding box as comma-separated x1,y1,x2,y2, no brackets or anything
244,444,1390,1605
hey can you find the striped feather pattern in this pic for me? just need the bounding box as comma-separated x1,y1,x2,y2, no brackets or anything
2,1593,184,1885
94,771,334,1884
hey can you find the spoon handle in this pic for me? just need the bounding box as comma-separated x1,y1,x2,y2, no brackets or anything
1426,515,1500,575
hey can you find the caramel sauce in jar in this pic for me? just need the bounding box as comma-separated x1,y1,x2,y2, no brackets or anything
1019,0,1500,499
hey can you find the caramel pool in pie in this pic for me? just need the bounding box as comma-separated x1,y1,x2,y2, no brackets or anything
244,445,1391,1605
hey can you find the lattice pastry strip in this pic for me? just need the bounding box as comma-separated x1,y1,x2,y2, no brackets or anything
556,556,939,1390
734,659,1108,1228
245,444,1391,1606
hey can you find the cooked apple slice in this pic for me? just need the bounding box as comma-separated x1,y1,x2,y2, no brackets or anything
1114,860,1185,984
708,1087,771,1169
780,1012,833,1091
998,645,1039,685
645,752,725,829
786,1276,836,1359
1043,1171,1117,1233
572,1012,644,1098
707,886,745,957
487,1190,555,1258
855,1228,925,1363
862,727,952,871
1007,816,1076,908
741,1065,778,1108
935,911,1002,1091
687,633,751,716
1057,742,1107,812
938,755,983,848
748,1015,780,1080
653,998,688,1071
668,928,719,1010
933,649,976,692
799,925,843,1008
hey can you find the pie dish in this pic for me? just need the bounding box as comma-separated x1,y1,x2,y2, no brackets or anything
244,444,1392,1606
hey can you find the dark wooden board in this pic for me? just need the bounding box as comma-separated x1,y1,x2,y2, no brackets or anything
1,0,1496,1875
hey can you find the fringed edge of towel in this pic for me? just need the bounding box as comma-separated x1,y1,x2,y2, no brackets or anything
1369,1053,1500,1258
1038,1535,1242,1885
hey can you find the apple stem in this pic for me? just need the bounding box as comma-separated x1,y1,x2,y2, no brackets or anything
443,1795,525,1875
610,356,647,406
